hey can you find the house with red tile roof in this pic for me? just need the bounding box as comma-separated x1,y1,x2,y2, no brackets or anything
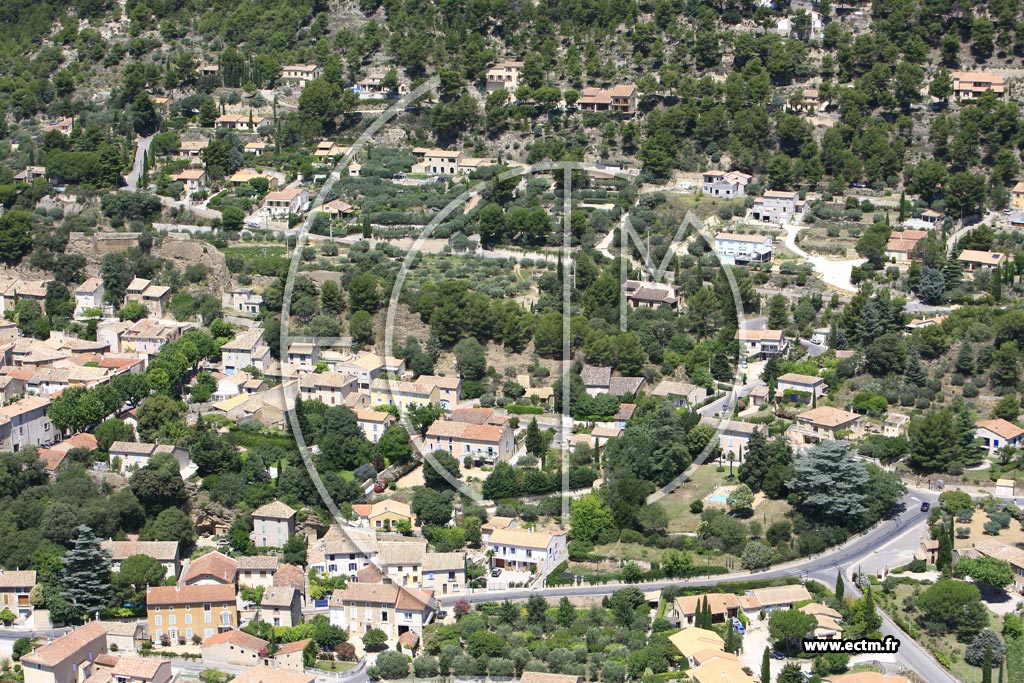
975,418,1024,457
328,583,437,643
146,584,237,643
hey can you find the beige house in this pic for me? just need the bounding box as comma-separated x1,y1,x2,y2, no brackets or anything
237,556,280,589
250,500,296,548
214,114,266,131
415,375,462,408
578,84,637,114
970,539,1024,591
172,169,207,195
370,378,440,413
882,413,910,438
146,584,237,643
750,190,802,224
800,603,843,639
355,408,395,443
0,570,35,620
21,621,108,683
286,342,320,372
180,550,238,586
221,328,272,375
328,583,436,642
257,587,302,627
299,371,358,406
101,540,180,579
1012,181,1024,210
200,629,268,667
98,620,145,654
351,499,416,531
958,249,1007,271
281,64,322,86
425,419,515,464
222,287,264,315
952,71,1006,99
273,638,312,671
788,406,863,445
700,417,766,460
107,657,173,683
667,626,726,666
336,353,405,390
486,61,523,92
735,329,790,359
421,552,467,597
652,379,706,409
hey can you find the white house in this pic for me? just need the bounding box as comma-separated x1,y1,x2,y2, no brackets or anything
776,372,827,403
328,583,436,643
652,380,707,409
486,61,524,92
355,408,395,443
484,526,568,575
975,419,1024,457
108,441,191,474
299,372,358,406
735,329,790,360
222,288,263,315
100,540,181,579
280,64,322,87
250,500,296,548
714,233,774,265
750,190,802,224
221,329,271,375
702,171,753,198
74,277,105,318
263,188,310,217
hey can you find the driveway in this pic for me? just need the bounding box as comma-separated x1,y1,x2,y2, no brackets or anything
737,620,786,682
783,223,865,294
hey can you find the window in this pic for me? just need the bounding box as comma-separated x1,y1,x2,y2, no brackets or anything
155,615,162,626
185,614,192,625
169,615,176,625
205,629,214,638
186,628,193,639
382,611,388,622
350,607,357,618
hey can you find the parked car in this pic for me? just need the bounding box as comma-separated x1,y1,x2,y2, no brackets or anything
491,568,502,577
732,618,745,634
436,610,448,619
771,651,786,660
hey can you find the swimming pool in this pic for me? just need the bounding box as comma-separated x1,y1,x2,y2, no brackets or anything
706,493,729,503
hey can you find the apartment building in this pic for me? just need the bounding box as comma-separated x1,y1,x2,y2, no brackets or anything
146,584,237,643
421,552,466,597
0,396,54,451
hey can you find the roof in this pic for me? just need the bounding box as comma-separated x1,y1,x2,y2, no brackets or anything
748,584,812,606
329,582,401,606
98,620,142,636
426,420,507,443
265,188,307,202
147,584,236,605
734,329,784,342
275,638,313,656
179,551,238,584
237,556,280,571
0,395,50,418
520,673,583,683
252,500,296,519
667,626,725,658
591,425,622,439
689,658,757,683
229,665,315,683
614,403,636,421
608,377,644,395
796,406,861,428
355,408,393,423
715,232,771,244
778,372,824,385
398,631,420,648
377,540,427,567
100,540,179,562
821,674,910,683
975,419,1024,441
274,563,306,592
422,551,465,571
110,657,168,679
260,587,298,608
958,249,1006,264
21,621,108,667
653,379,701,398
799,602,842,619
0,570,36,587
580,365,611,387
75,277,104,293
973,538,1024,568
674,593,741,617
487,526,564,550
221,328,266,351
174,169,206,180
416,374,462,390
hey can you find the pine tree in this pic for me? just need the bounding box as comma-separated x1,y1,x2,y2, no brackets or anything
835,571,845,603
61,525,111,621
904,346,927,387
956,343,974,376
761,647,771,683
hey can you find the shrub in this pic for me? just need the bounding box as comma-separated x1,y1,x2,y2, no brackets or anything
374,651,411,679
965,629,1005,666
690,500,704,514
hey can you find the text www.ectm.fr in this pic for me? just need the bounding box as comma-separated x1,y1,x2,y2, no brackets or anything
802,637,901,654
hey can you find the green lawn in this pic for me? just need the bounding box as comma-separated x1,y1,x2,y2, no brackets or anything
314,660,356,672
656,464,737,533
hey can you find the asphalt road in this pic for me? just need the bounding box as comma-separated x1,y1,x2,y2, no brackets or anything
462,491,944,679
123,134,153,191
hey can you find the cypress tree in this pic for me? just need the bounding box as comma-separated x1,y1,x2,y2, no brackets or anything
835,571,845,603
61,525,111,621
982,646,993,683
761,647,771,683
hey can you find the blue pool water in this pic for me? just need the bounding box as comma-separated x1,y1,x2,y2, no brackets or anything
707,493,729,503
